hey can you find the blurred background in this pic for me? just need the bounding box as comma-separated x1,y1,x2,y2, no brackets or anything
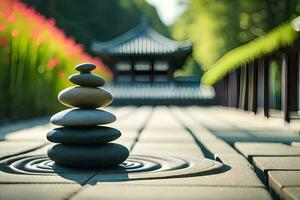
0,0,300,123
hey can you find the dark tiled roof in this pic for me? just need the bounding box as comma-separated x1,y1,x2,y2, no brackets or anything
91,20,192,56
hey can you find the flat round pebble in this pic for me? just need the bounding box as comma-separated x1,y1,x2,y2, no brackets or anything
47,126,121,145
58,86,113,108
50,108,116,126
75,63,96,73
69,73,105,87
48,143,129,168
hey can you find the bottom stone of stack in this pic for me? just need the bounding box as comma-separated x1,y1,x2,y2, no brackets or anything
47,143,129,168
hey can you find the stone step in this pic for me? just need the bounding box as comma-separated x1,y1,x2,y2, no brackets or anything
253,157,300,185
0,184,80,200
268,171,300,200
71,185,272,200
0,141,45,159
235,142,300,162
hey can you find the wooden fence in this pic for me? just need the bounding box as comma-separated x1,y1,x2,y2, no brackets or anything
214,40,300,122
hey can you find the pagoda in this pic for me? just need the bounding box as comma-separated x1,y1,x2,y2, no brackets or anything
91,18,193,83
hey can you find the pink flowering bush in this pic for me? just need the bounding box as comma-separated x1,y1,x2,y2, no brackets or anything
0,0,112,122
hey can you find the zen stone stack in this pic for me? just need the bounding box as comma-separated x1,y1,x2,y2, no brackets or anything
46,63,129,168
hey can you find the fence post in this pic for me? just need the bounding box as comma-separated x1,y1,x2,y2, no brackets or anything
263,56,270,118
245,63,249,111
252,59,258,113
282,51,299,122
236,68,241,108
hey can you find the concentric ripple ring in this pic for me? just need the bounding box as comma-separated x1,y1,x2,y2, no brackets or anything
0,154,223,180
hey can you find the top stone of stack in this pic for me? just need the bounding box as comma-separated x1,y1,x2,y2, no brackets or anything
69,64,105,87
75,63,96,73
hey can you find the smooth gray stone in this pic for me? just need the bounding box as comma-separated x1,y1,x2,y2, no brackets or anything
47,126,121,145
58,87,113,108
50,109,116,126
69,74,105,87
75,63,96,73
48,143,129,168
69,73,105,87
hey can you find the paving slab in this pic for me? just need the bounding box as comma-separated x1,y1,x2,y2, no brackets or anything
71,185,272,200
269,171,300,188
201,140,237,154
139,129,195,143
254,157,300,172
203,107,285,130
131,142,204,158
253,157,300,185
170,107,252,168
214,153,251,167
0,141,45,159
88,165,264,187
143,106,183,130
213,131,300,144
248,133,300,143
184,107,234,130
269,171,300,199
0,170,94,184
292,142,300,147
0,117,49,140
111,106,152,131
211,130,256,144
0,184,81,200
183,107,300,144
112,106,137,120
4,124,54,141
235,142,300,161
282,187,300,200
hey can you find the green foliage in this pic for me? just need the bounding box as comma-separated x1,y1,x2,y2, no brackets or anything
0,1,111,123
175,58,204,77
172,0,300,72
202,21,299,85
22,0,169,52
269,60,282,109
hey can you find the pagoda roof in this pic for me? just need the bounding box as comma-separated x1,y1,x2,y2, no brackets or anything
91,18,193,56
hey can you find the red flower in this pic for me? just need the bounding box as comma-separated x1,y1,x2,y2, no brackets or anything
58,70,65,79
36,35,44,45
47,57,60,69
7,14,15,23
30,28,40,38
0,23,5,32
11,29,19,38
0,38,9,46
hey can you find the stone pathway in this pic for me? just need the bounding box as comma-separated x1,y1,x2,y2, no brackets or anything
0,106,300,199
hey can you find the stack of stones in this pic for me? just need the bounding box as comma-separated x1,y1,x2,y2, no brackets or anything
47,63,129,168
